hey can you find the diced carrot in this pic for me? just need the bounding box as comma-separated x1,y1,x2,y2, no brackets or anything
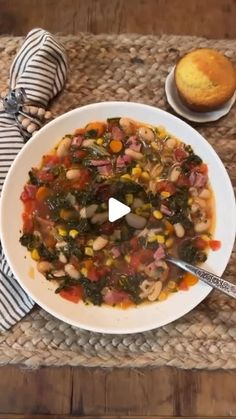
85,122,106,137
36,186,50,202
183,273,198,286
119,299,135,309
60,209,74,220
84,259,94,270
60,286,83,303
109,140,123,153
178,280,189,291
163,219,174,234
197,163,208,174
209,240,221,251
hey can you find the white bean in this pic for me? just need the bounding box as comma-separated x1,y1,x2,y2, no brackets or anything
56,241,68,249
119,117,133,135
93,236,108,251
194,197,206,209
150,163,163,178
64,264,80,280
194,219,211,233
169,165,181,182
37,261,53,273
199,188,211,199
91,212,108,224
56,137,71,157
132,198,144,209
82,139,95,147
191,203,200,214
53,269,65,277
125,148,144,160
138,126,155,142
125,213,147,229
66,169,80,180
80,204,98,219
174,223,185,238
166,138,176,148
59,252,67,264
148,281,162,301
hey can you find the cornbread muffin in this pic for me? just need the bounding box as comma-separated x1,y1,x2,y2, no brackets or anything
175,49,236,112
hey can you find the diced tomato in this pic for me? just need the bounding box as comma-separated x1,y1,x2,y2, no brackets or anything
37,171,55,182
59,286,83,303
176,174,190,187
130,249,154,270
42,154,60,166
61,156,71,168
196,163,208,175
87,267,100,282
73,150,87,160
178,280,189,291
174,147,188,162
209,240,221,251
129,236,139,251
195,237,208,250
20,184,37,202
73,169,91,189
22,212,33,233
156,180,176,195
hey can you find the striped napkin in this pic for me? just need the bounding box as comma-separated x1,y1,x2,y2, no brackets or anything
0,28,67,332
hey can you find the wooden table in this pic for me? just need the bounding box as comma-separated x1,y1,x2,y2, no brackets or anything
0,1,235,417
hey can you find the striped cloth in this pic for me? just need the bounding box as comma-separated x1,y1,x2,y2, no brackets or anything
0,28,67,332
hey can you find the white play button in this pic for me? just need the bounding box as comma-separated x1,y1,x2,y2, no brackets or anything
108,198,131,222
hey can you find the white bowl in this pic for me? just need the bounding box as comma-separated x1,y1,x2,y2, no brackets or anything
165,66,236,123
0,101,235,334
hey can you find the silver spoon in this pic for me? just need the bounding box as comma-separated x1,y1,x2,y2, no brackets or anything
166,256,236,299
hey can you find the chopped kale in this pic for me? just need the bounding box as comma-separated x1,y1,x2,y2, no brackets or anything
28,170,43,186
179,239,207,264
38,244,57,261
79,277,107,305
118,274,143,304
19,233,36,250
46,192,72,212
182,154,202,174
85,129,98,139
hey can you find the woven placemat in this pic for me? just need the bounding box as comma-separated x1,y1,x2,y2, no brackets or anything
0,33,235,369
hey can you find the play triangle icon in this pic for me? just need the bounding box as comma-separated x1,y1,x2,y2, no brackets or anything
108,198,131,222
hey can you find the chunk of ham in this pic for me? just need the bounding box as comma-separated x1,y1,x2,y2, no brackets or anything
189,171,207,188
97,164,113,177
116,154,132,168
103,289,129,305
111,125,125,141
127,136,141,152
111,247,121,258
90,159,110,166
71,135,84,147
154,245,165,261
160,204,173,216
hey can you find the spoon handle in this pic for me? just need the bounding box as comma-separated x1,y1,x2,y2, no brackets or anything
166,256,236,299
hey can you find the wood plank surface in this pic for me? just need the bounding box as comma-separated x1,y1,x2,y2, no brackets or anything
0,0,236,38
0,366,235,416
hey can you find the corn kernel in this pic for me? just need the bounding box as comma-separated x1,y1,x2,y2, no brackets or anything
58,227,67,237
96,138,104,145
156,235,165,244
101,202,108,209
165,237,174,248
161,191,170,198
121,174,131,180
105,258,113,266
148,235,157,243
81,267,88,276
87,239,94,246
142,203,151,210
188,197,193,205
31,249,40,261
141,171,150,181
125,193,133,205
131,167,142,177
135,208,143,215
125,255,131,263
85,247,94,256
158,291,168,301
157,126,167,139
69,229,79,238
168,280,176,290
153,210,163,220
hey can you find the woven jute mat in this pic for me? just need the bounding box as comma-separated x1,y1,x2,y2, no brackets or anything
0,33,235,369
